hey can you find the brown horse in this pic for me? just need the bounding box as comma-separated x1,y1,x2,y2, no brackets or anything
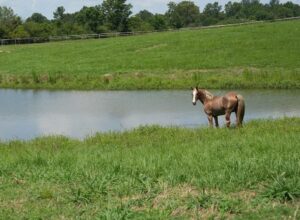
192,87,245,127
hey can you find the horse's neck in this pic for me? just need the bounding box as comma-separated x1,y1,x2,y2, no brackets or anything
202,97,212,105
199,90,214,105
204,90,214,100
198,91,211,104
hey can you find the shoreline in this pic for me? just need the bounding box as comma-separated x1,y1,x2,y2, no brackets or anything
0,117,298,143
0,69,299,90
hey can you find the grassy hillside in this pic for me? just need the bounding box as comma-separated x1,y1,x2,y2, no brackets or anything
0,118,299,219
0,20,299,89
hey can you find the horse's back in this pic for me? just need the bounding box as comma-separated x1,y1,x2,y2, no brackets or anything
222,92,239,110
225,91,238,98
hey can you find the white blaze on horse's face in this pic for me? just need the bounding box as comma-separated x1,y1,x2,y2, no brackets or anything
192,88,198,105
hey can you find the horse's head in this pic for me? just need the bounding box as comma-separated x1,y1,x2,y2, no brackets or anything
191,87,214,105
191,87,199,105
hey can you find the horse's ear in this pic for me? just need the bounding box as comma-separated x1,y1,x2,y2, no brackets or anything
196,86,199,90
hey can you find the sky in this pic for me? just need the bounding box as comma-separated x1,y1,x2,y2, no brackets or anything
1,0,299,19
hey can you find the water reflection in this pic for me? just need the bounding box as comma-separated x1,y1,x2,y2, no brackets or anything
0,89,299,140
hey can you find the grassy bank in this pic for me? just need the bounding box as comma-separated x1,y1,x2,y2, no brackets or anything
0,20,299,90
0,68,299,90
0,118,299,219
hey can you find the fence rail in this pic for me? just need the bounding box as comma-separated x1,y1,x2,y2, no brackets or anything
1,16,300,46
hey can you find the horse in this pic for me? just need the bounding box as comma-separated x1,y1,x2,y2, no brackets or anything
191,87,245,127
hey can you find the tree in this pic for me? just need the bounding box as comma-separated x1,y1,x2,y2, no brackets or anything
225,1,242,18
136,10,154,22
283,1,300,16
23,22,54,38
53,6,65,20
164,2,180,28
58,23,86,35
150,14,168,31
26,13,49,23
175,1,200,27
203,2,222,18
76,6,104,33
201,2,223,25
129,10,154,32
275,4,293,18
270,0,280,7
10,25,30,38
52,7,85,35
101,0,132,31
241,0,263,18
166,2,181,28
0,6,21,38
128,16,154,32
166,1,200,28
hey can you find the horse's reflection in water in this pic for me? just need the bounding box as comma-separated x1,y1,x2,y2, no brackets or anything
192,87,245,127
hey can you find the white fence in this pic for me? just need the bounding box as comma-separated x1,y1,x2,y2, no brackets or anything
1,16,299,46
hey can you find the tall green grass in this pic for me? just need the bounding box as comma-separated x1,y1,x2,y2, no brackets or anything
0,20,299,89
1,118,299,219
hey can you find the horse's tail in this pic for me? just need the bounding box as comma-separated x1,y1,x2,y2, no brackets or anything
236,94,245,127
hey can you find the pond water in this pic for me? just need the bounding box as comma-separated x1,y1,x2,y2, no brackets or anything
0,89,299,140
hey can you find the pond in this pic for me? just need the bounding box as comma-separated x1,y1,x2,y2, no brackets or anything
0,89,299,140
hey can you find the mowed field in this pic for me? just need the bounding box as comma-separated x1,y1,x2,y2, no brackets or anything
0,20,299,89
0,118,299,219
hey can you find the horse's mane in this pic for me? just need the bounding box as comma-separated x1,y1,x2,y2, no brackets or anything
203,90,214,100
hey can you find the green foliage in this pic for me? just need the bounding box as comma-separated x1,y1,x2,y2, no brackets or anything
102,0,132,31
26,13,49,23
136,10,154,22
0,6,21,38
56,22,86,35
23,22,54,38
166,1,200,28
203,2,223,18
202,2,224,25
53,6,65,20
150,14,168,31
1,0,300,40
128,16,154,32
225,1,243,18
224,0,300,20
10,25,30,38
75,6,104,33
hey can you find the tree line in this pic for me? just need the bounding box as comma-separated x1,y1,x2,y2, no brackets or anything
1,0,300,39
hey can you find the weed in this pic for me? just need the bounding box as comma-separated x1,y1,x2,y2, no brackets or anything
31,71,39,83
261,173,300,202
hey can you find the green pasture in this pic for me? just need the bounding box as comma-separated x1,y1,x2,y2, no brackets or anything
0,118,299,219
0,20,299,89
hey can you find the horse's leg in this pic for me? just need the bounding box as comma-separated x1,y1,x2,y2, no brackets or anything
214,116,219,128
208,115,213,127
225,111,231,128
